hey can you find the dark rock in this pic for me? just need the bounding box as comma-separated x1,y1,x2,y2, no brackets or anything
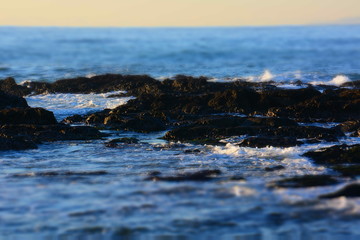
0,90,28,109
319,183,360,198
238,136,302,148
13,170,108,177
341,80,360,88
268,175,339,188
303,144,360,165
105,137,139,147
228,176,246,181
267,89,360,122
61,114,86,124
1,124,105,143
0,136,37,151
265,165,286,172
0,77,31,97
0,107,57,125
332,165,360,177
164,123,343,143
336,120,360,133
147,169,221,182
184,149,201,154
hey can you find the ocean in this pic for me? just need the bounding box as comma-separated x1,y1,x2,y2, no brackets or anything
1,25,360,83
1,26,360,239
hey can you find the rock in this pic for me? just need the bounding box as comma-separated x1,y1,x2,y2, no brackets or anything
331,165,360,177
164,123,343,144
1,124,106,143
267,89,360,122
341,80,360,88
319,183,360,198
105,137,139,147
0,90,28,109
336,120,360,133
61,114,85,124
303,144,360,165
146,169,222,182
12,170,108,177
0,136,37,151
0,77,31,97
238,136,302,148
265,165,285,172
0,107,57,125
268,175,339,188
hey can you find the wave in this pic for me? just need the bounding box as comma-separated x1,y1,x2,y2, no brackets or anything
310,75,351,86
26,91,134,120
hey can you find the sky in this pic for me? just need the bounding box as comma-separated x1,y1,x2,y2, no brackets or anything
1,0,360,27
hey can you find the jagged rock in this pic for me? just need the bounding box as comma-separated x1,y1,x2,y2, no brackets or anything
268,175,339,188
0,107,57,125
0,77,31,97
303,144,360,165
319,183,360,198
0,90,28,109
146,169,221,182
0,136,37,151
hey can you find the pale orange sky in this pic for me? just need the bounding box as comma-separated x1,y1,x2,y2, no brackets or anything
1,0,360,27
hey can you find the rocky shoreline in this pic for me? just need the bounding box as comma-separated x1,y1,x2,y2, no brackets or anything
1,74,360,197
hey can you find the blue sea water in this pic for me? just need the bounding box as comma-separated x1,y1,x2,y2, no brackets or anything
1,26,360,239
0,25,360,82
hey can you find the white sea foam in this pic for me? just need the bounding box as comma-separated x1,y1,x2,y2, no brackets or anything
26,91,134,120
310,75,351,86
259,69,274,82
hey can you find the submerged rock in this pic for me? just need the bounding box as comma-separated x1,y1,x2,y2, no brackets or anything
146,169,222,182
332,165,360,177
238,136,302,148
303,144,360,165
105,137,139,147
319,183,360,198
268,175,339,188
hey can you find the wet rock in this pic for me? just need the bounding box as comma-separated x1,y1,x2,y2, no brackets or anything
61,114,86,124
105,137,139,147
265,165,285,172
13,170,108,177
227,176,246,181
303,144,360,165
147,169,222,182
336,120,360,133
319,183,360,198
267,89,360,122
0,90,28,109
341,80,360,88
238,136,302,148
31,74,160,95
164,123,343,144
1,124,105,143
0,77,31,97
0,136,37,151
0,107,57,125
332,165,360,177
268,175,339,188
184,149,201,154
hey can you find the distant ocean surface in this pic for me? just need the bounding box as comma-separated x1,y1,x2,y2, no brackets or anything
1,25,360,83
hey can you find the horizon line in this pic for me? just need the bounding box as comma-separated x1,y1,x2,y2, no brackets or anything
1,23,360,29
